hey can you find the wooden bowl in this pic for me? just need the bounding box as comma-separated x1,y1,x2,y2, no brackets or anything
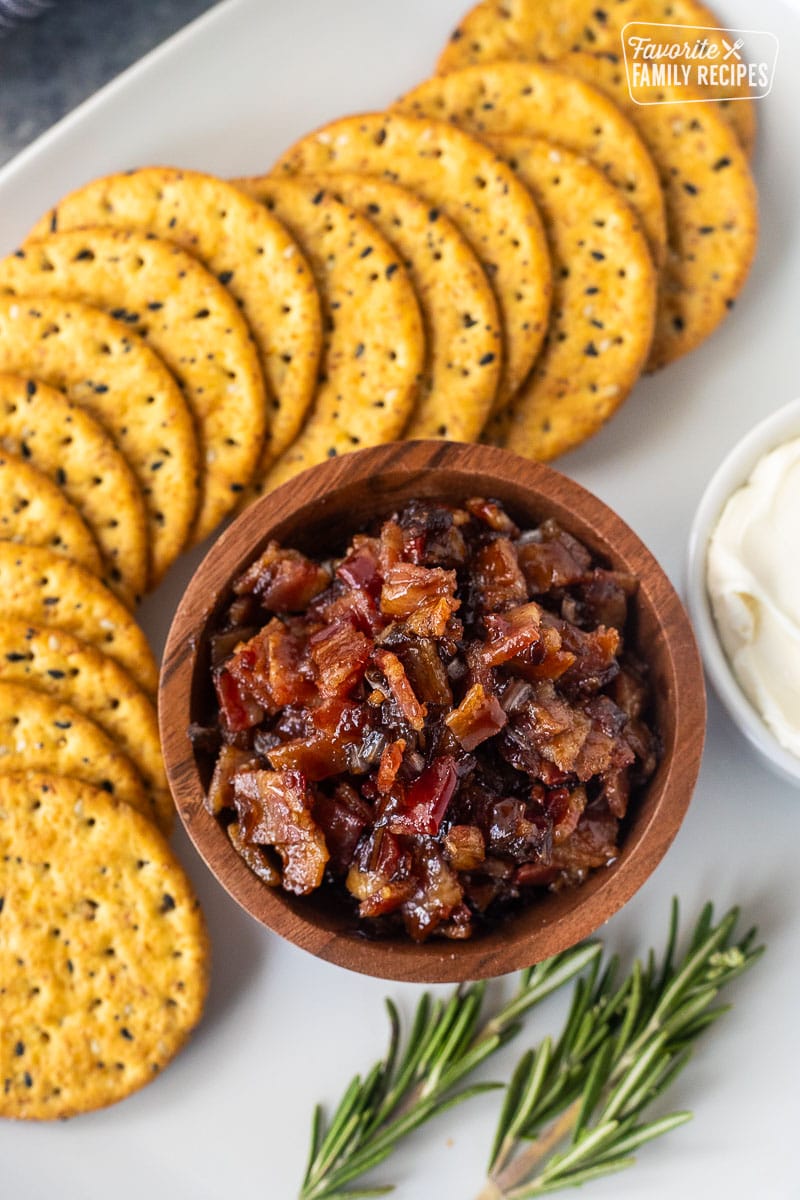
160,441,705,982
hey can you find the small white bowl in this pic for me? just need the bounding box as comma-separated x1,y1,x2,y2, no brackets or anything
687,396,800,788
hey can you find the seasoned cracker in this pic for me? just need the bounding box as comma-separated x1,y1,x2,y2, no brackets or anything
396,62,667,269
0,229,264,545
0,683,151,819
235,176,424,488
309,173,501,441
0,373,148,606
484,136,656,460
0,543,158,696
27,167,323,469
0,296,197,587
271,112,552,409
0,774,208,1119
552,53,758,368
0,449,102,576
436,0,756,155
0,620,171,832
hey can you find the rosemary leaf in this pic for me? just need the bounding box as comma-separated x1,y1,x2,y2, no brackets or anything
298,947,591,1200
481,901,764,1199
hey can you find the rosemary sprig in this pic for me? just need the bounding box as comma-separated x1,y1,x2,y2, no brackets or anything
298,941,600,1200
479,900,764,1199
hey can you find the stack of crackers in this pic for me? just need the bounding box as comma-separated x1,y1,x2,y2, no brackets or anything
0,0,758,1121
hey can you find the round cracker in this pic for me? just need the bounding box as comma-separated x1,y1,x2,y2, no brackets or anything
0,230,264,546
234,176,425,489
0,773,208,1120
396,62,667,269
0,683,151,820
0,543,158,696
0,296,197,587
436,0,756,155
271,111,552,410
308,172,501,442
0,620,171,833
26,167,323,469
552,52,758,369
0,450,102,576
0,373,148,606
484,136,656,460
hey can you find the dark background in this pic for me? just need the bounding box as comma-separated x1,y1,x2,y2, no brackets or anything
0,0,220,167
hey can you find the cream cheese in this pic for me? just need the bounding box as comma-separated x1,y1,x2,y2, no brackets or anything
707,435,800,759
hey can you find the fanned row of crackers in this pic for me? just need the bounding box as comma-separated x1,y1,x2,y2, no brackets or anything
0,545,210,1118
0,0,759,567
0,0,759,1121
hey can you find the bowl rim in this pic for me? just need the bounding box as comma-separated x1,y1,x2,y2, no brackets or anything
686,396,800,787
160,440,706,981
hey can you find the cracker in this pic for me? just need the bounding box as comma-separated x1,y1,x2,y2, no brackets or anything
0,620,171,832
0,296,197,587
484,136,656,460
0,683,151,820
271,112,552,409
0,229,264,546
552,53,758,368
234,176,425,488
396,62,667,269
0,373,148,606
436,0,756,155
309,173,501,442
0,449,102,576
27,166,323,469
0,543,158,696
0,773,208,1119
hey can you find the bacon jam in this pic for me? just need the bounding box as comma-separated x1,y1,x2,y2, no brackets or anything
196,499,659,942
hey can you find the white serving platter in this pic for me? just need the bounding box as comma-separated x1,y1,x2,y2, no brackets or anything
1,0,799,1196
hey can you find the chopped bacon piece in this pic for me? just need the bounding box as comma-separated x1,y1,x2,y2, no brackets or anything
227,821,281,886
443,824,485,871
266,735,349,780
309,618,371,697
544,785,588,844
390,756,458,836
445,683,507,751
518,520,592,592
377,738,406,794
404,594,461,638
377,519,404,574
346,827,413,917
374,648,427,731
400,846,464,941
380,562,457,620
553,802,619,876
482,602,544,667
336,537,382,596
466,497,519,536
213,666,265,732
473,537,527,611
207,743,260,814
232,769,329,895
565,569,636,632
233,541,331,610
601,770,631,819
227,619,316,712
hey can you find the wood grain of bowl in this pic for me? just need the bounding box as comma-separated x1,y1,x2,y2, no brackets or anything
159,441,706,982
